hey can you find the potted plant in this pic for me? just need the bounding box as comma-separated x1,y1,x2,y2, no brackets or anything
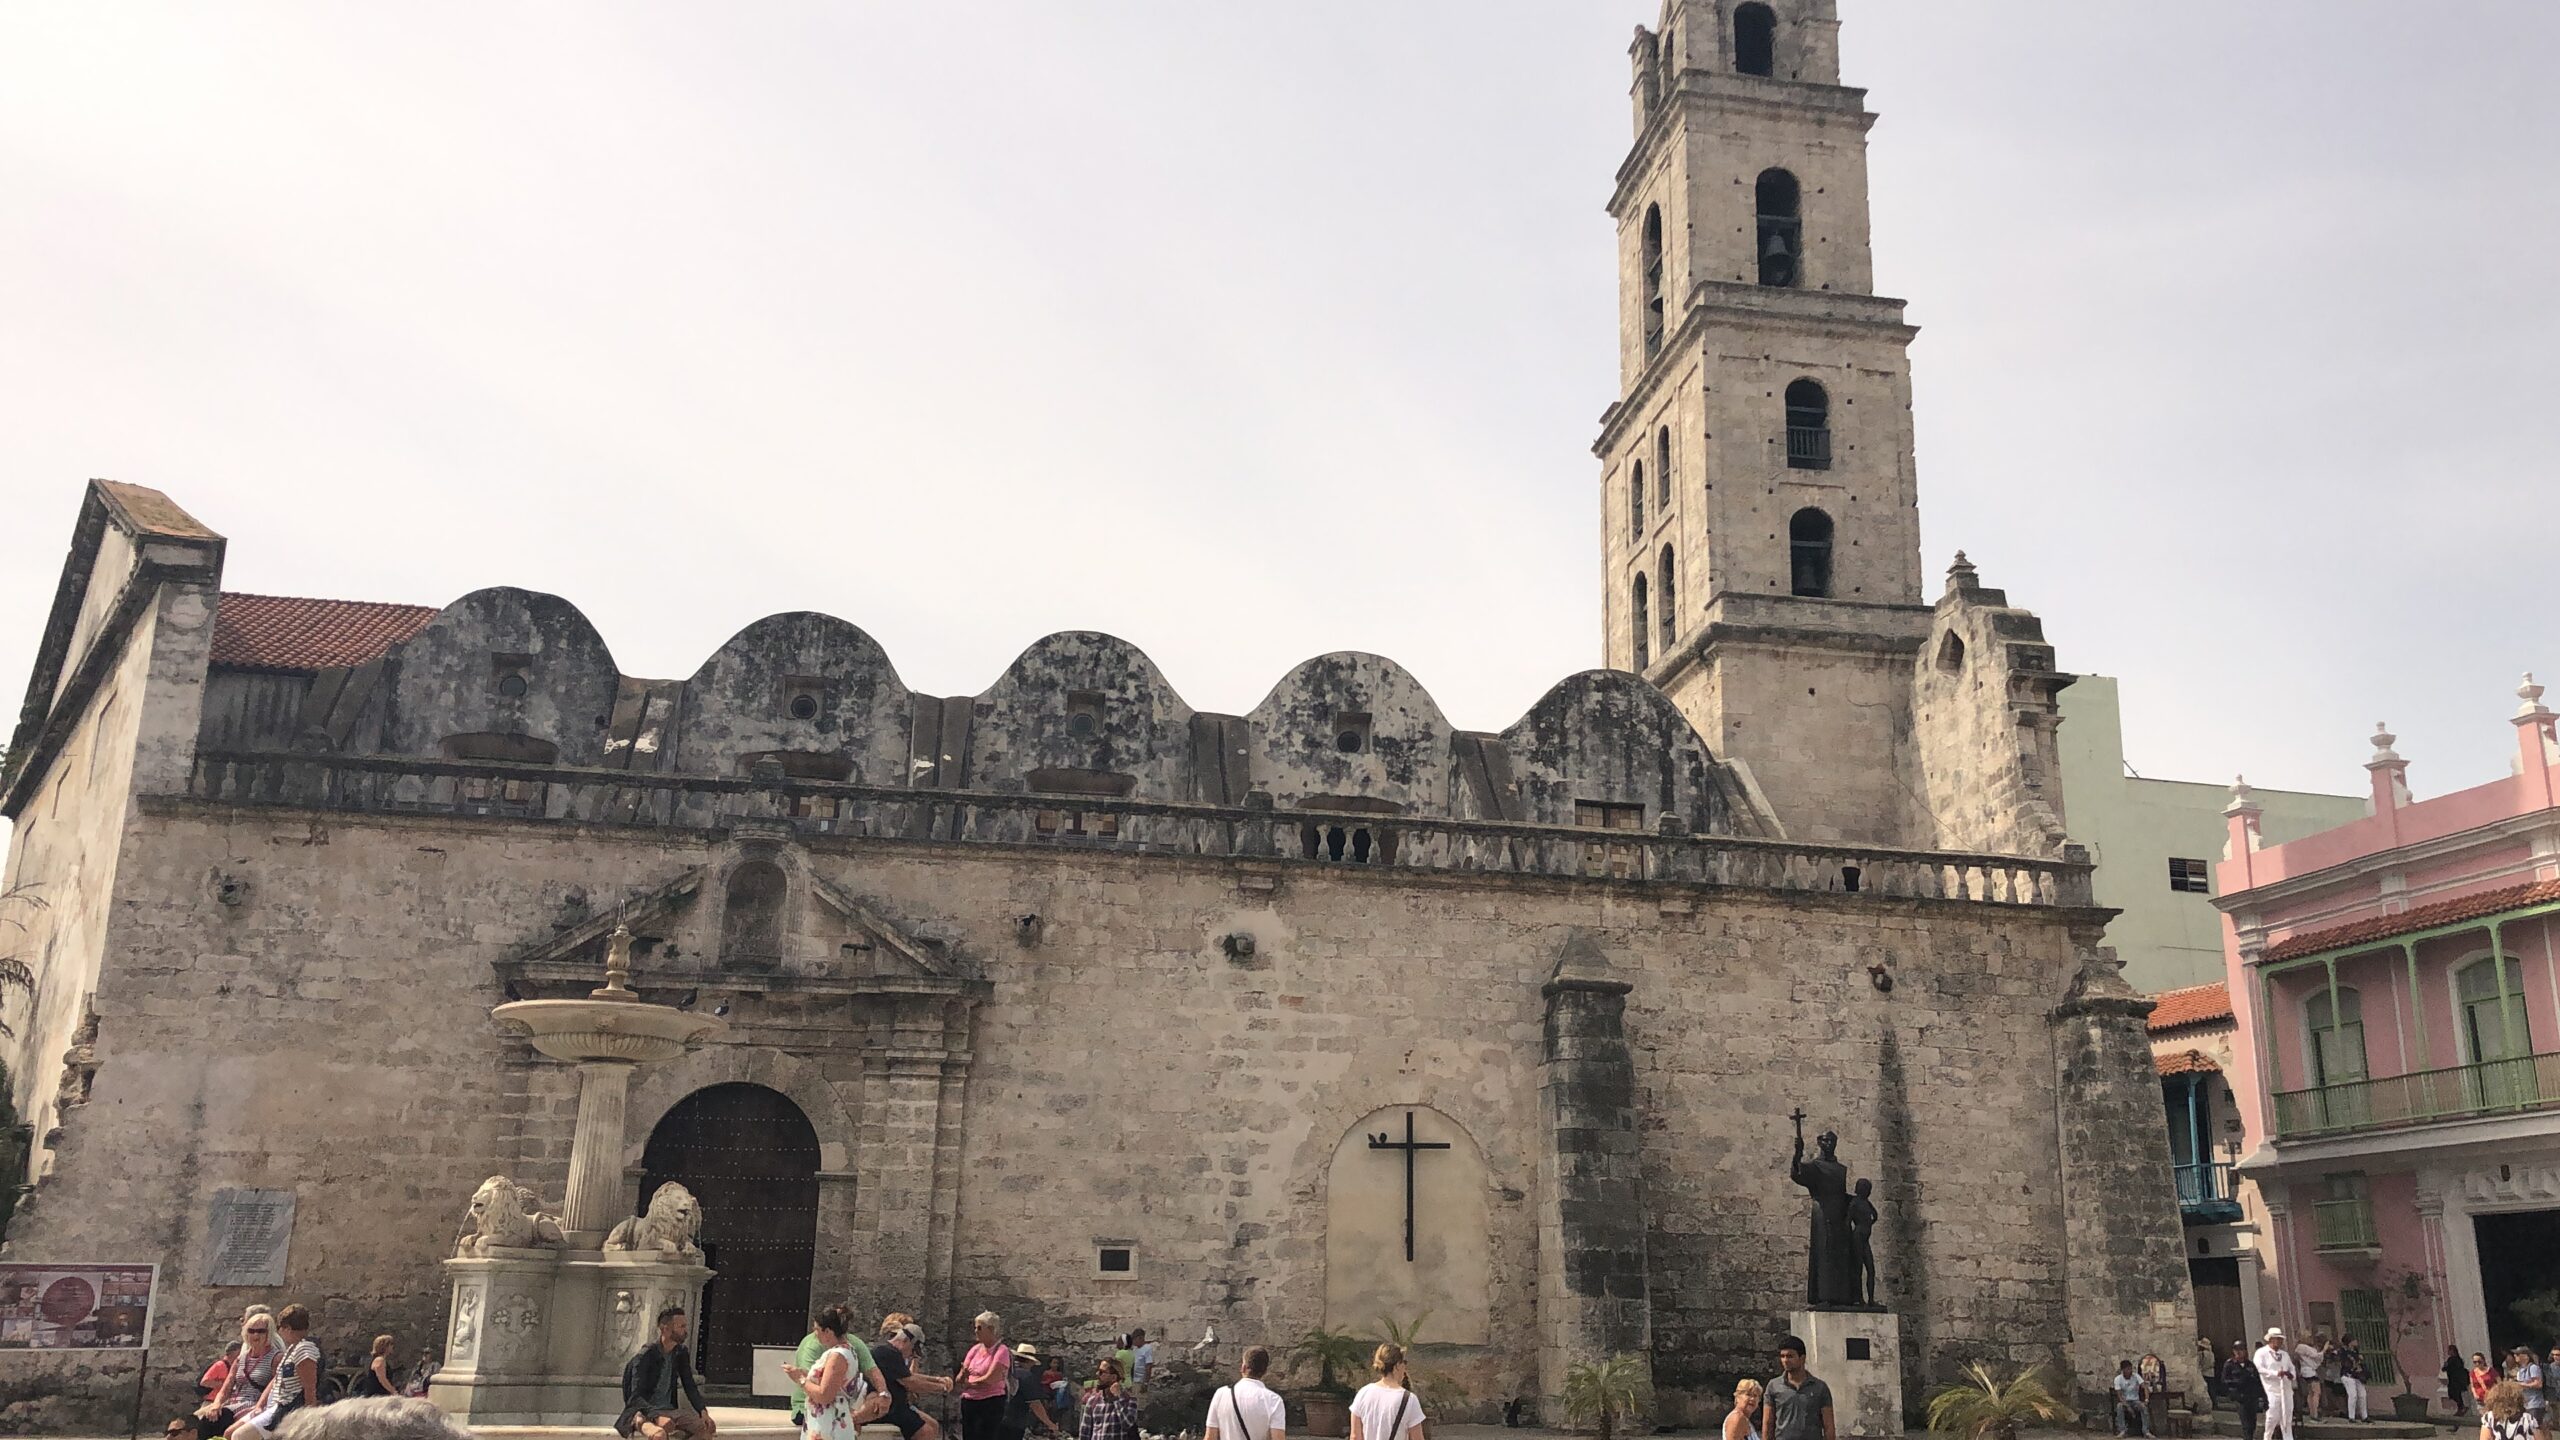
1923,1363,2070,1440
1291,1325,1368,1438
1560,1352,1653,1440
2374,1264,2444,1422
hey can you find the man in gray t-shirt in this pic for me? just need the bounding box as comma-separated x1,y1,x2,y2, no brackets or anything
1763,1337,1836,1440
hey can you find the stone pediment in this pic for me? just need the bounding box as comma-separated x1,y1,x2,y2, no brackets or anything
803,869,976,989
491,852,979,1002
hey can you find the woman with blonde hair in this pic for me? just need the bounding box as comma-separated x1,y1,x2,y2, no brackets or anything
1724,1380,1764,1440
2482,1380,2534,1440
1348,1344,1425,1440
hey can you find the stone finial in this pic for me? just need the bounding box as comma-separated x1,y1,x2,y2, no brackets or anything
594,921,638,999
2366,723,2402,767
2222,775,2261,818
2517,672,2552,721
1944,551,1980,595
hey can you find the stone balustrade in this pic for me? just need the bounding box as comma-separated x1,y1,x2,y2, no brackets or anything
187,750,2094,908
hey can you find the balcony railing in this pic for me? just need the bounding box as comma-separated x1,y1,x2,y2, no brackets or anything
184,750,2095,908
2173,1160,2241,1218
2271,1050,2560,1139
1786,425,1831,469
2312,1197,2379,1252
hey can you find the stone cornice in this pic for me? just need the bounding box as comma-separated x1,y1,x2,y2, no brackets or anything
1610,76,1876,214
1595,285,1915,458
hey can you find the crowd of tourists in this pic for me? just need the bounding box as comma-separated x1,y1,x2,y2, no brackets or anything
168,1303,454,1440
2207,1325,2555,1440
179,1305,420,1440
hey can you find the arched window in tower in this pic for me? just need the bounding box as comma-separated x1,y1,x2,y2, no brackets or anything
1658,545,1678,650
1655,427,1673,507
1756,168,1801,288
1734,3,1777,77
1629,460,1646,540
1659,26,1678,98
1789,508,1834,598
1784,377,1830,469
1640,205,1667,356
1632,572,1651,670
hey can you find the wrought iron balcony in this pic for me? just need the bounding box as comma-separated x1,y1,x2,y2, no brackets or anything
2173,1160,2241,1221
2312,1196,2379,1252
2271,1050,2560,1139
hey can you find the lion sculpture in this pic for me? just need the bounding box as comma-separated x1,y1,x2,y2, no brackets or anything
455,1176,566,1256
606,1182,704,1258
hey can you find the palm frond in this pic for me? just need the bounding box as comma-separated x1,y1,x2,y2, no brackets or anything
1561,1352,1653,1440
1925,1363,2070,1440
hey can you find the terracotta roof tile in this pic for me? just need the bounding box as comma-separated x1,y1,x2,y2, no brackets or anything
2263,877,2560,961
2154,1049,2221,1077
211,592,438,671
2147,981,2233,1034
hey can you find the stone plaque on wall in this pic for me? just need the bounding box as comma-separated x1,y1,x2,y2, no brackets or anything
205,1188,296,1286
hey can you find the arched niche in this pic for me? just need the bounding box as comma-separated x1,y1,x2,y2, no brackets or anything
1323,1104,1490,1345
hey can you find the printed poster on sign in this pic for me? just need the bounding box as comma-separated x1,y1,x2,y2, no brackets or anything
0,1263,156,1350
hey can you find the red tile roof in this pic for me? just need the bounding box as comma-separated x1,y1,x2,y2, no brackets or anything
2148,981,2233,1034
211,592,438,671
2263,877,2560,961
2155,1048,2221,1077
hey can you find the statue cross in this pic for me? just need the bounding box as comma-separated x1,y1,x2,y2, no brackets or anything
1367,1110,1452,1263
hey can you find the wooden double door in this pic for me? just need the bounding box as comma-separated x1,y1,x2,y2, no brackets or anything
636,1083,822,1386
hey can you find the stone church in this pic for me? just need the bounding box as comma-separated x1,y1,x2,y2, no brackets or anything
0,1,2194,1428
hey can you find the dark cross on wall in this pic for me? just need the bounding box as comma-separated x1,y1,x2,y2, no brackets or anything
1367,1110,1452,1262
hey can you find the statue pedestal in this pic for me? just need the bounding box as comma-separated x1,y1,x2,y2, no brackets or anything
1791,1309,1903,1439
431,1249,712,1426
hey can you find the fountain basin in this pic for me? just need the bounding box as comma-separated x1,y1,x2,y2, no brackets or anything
494,997,725,1065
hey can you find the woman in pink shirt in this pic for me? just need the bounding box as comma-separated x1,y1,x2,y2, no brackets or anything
958,1312,1014,1440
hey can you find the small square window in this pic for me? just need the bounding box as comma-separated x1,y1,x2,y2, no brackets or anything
1574,801,1645,831
491,653,534,699
2168,858,2210,894
1095,1244,1134,1276
1067,691,1105,740
781,676,828,722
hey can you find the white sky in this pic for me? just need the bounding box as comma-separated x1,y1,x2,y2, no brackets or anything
3,2,2556,800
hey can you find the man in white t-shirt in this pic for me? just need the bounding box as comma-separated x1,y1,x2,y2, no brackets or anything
1204,1348,1286,1440
2254,1328,2299,1440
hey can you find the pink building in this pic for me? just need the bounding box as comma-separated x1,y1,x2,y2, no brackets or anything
2220,678,2560,1392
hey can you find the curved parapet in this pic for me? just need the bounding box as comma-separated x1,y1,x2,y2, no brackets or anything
669,612,912,784
1246,652,1455,813
1497,669,1725,833
382,588,622,767
965,631,1197,801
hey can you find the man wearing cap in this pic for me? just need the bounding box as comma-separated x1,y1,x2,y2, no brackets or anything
2253,1328,2299,1440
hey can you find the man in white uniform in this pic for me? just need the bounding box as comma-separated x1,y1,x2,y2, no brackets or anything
2254,1327,2300,1440
1204,1347,1286,1440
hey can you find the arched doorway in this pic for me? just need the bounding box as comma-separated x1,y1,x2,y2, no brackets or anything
637,1083,820,1386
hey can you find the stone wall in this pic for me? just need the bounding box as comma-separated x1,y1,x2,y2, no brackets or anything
0,794,2139,1427
2051,951,2202,1404
1905,557,2073,857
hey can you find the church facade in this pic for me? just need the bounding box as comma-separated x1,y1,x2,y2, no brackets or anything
0,1,2194,1429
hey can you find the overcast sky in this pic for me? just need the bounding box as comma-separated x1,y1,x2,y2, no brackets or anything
4,2,2556,802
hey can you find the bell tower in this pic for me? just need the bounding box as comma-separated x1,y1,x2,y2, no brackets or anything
1596,0,1933,846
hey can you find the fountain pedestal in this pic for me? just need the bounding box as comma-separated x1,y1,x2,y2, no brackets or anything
431,926,725,1428
435,1248,714,1425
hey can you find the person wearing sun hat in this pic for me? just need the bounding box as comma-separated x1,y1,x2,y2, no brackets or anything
1000,1342,1060,1440
2253,1327,2299,1440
